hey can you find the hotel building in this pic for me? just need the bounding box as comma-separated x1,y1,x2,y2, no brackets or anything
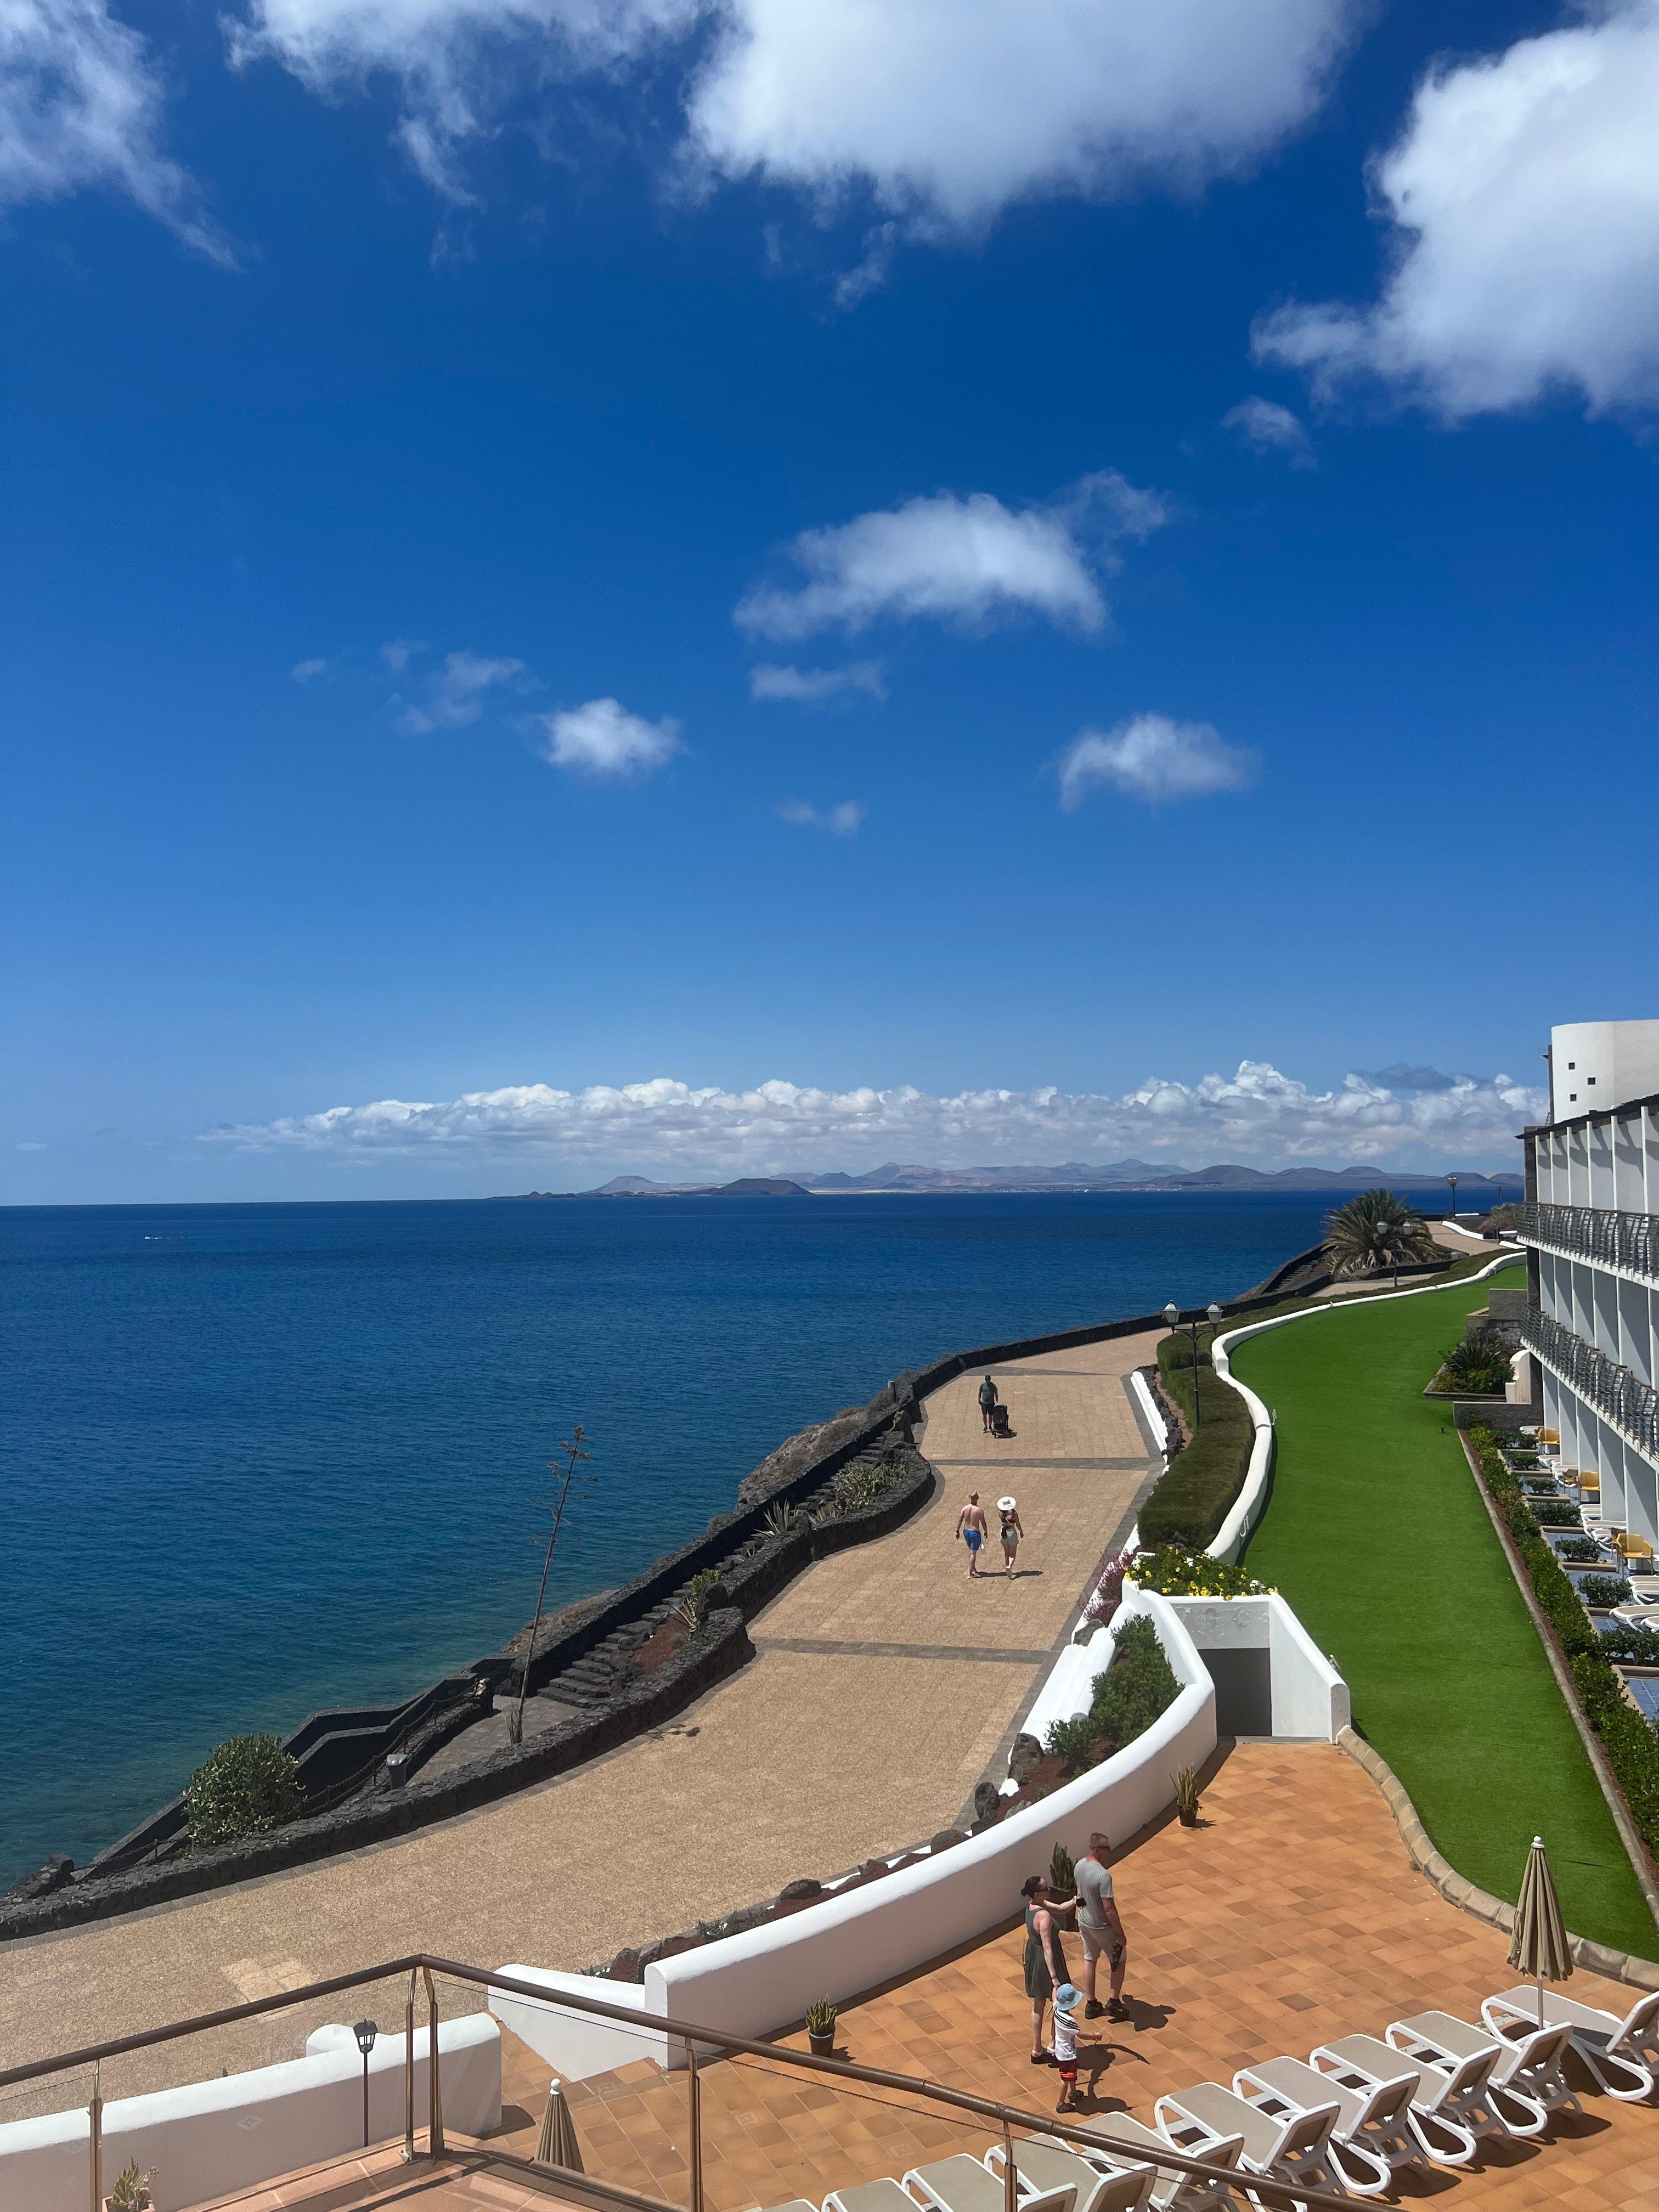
1521,1019,1659,1544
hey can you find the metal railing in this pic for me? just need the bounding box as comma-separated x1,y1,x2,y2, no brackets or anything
1522,1304,1659,1459
1522,1200,1659,1286
0,1952,1357,2212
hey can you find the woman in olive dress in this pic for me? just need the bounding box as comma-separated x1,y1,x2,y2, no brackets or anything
1020,1872,1077,2062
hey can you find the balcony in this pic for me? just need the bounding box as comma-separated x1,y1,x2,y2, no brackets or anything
1522,1199,1659,1287
1522,1302,1659,1459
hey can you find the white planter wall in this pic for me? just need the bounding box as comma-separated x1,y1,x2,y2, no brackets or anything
0,2014,500,2212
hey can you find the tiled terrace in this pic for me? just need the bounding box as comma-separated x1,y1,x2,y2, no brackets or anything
482,1741,1659,2212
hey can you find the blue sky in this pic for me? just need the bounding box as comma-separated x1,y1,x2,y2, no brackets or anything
5,0,1657,1199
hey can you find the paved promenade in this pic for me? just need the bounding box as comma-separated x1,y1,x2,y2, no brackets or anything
0,1332,1161,2104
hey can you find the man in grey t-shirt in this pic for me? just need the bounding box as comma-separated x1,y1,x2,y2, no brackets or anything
1074,1829,1128,2021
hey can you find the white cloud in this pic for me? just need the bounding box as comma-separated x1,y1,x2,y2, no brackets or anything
291,657,329,681
201,1060,1545,1171
778,798,864,835
1222,396,1314,466
749,661,886,704
1058,714,1259,810
15,1141,47,1150
1254,0,1659,418
735,471,1166,642
535,696,682,779
395,648,526,732
1,0,228,255
687,0,1359,233
381,636,427,671
225,0,1358,234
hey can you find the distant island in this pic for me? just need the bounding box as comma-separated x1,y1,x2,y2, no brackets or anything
498,1161,1513,1200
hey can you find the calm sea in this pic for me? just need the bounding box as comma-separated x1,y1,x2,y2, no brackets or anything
2,1191,1335,1885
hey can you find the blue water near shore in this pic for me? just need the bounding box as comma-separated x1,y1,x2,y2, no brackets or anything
1,1191,1339,1886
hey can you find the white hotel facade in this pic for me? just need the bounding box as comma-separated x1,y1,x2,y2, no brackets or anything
1521,1020,1659,1547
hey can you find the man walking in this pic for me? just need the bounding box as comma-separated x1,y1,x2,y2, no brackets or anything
978,1374,999,1434
956,1492,989,1577
1075,1830,1129,2022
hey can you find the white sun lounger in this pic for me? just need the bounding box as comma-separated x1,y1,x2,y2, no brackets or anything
1024,2121,1243,2212
1308,2033,1487,2165
1482,1983,1659,2102
983,2140,1153,2212
1385,2010,1575,2136
902,2153,1076,2212
1232,2056,1400,2193
1155,2081,1343,2203
827,2181,923,2212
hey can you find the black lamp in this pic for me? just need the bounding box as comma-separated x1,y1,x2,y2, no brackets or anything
354,2018,378,2146
1164,1300,1220,1433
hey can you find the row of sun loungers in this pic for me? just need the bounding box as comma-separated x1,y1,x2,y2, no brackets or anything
759,1984,1659,2212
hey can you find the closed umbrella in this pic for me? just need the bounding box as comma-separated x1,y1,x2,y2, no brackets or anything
535,2078,584,2172
1507,1835,1572,2027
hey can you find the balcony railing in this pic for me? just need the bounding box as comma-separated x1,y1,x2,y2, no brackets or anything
1522,1303,1659,1459
1522,1199,1659,1285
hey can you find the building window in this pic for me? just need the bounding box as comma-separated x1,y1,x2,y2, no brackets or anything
1571,1093,1578,1102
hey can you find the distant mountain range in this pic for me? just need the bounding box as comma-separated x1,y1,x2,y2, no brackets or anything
500,1162,1515,1200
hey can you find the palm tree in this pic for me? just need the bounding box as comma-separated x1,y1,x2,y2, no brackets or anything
1324,1188,1439,1282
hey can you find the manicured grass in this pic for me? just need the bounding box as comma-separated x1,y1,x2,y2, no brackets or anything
1236,1266,1658,1957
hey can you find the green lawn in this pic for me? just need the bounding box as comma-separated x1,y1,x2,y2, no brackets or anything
1235,1267,1657,1956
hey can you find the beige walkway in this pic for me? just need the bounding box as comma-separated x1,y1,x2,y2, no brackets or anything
0,1335,1160,2109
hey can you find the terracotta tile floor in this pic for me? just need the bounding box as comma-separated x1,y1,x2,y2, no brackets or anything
489,1742,1659,2212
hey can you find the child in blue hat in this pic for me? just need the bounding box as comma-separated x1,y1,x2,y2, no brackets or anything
1051,1983,1080,2113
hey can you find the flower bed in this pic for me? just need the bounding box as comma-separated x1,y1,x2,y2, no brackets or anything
1130,1547,1274,1599
1469,1426,1659,1858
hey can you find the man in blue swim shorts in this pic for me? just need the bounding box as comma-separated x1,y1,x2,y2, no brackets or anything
956,1491,989,1577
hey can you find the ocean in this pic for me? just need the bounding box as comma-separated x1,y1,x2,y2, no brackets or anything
1,1190,1336,1886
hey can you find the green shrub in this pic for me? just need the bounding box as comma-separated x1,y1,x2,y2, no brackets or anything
1139,1357,1256,1550
183,1734,302,1847
1437,1330,1514,1395
1528,1498,1584,1528
1555,1536,1606,1562
815,1458,899,1523
1131,1548,1272,1598
1045,1616,1181,1778
1578,1575,1635,1611
1470,1426,1659,1860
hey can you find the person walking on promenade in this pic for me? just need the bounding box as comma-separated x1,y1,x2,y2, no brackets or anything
1075,1830,1129,2022
997,1496,1024,1576
1021,1872,1077,2064
956,1492,989,1577
979,1374,1000,1433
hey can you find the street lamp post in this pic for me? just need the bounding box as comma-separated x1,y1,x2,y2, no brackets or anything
1446,1173,1460,1222
354,2019,378,2147
1164,1301,1224,1435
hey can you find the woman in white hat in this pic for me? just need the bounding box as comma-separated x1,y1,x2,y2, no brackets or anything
997,1496,1025,1576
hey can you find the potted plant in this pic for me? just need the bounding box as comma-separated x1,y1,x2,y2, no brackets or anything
105,2159,156,2212
1171,1767,1200,1827
805,1997,837,2059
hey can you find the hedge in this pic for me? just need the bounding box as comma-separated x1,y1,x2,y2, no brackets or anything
1469,1426,1659,1862
1045,1615,1180,1776
1138,1341,1255,1550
